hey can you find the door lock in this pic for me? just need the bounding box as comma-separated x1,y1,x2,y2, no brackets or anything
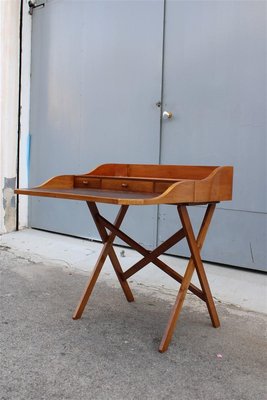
162,111,173,119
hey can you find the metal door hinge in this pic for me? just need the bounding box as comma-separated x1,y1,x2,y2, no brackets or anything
28,1,45,15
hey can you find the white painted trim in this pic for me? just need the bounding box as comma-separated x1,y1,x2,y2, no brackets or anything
18,0,32,229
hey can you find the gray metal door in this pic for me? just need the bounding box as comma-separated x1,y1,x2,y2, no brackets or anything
159,0,266,271
29,0,164,248
29,0,266,271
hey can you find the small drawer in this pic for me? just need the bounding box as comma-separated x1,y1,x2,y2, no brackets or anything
74,177,101,189
101,179,153,193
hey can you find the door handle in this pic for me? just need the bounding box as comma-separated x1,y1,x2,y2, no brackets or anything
162,111,173,119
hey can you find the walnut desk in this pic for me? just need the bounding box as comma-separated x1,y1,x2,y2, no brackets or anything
15,164,233,352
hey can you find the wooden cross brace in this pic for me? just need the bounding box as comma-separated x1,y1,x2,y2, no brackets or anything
73,201,220,352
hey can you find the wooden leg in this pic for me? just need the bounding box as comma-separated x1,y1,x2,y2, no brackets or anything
72,240,113,319
178,204,220,328
72,203,131,320
159,204,219,352
159,257,195,353
87,202,134,302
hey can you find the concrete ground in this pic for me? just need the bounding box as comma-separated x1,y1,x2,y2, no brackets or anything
0,230,266,400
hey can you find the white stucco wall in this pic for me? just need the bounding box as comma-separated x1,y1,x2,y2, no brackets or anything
0,0,31,234
0,0,20,233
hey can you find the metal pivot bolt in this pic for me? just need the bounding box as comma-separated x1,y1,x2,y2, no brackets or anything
162,111,173,119
28,0,45,15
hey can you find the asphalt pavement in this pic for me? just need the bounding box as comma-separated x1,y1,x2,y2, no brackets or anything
0,244,266,400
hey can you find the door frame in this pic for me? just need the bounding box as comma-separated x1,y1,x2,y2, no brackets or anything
17,0,32,230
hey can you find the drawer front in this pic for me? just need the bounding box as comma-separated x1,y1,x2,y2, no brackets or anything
101,179,153,193
74,177,101,189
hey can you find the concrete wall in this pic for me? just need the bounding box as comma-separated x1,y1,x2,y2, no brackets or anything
0,0,31,234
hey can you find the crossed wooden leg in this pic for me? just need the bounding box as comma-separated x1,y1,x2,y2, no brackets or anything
72,202,134,320
159,203,219,352
73,201,219,354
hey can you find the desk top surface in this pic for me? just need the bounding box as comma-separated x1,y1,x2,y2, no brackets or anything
15,163,233,205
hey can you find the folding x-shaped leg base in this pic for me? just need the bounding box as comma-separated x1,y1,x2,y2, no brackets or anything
73,201,220,353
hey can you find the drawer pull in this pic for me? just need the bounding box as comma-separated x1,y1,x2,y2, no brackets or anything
82,180,89,185
121,183,128,188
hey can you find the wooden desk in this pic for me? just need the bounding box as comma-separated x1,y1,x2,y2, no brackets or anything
15,163,233,352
